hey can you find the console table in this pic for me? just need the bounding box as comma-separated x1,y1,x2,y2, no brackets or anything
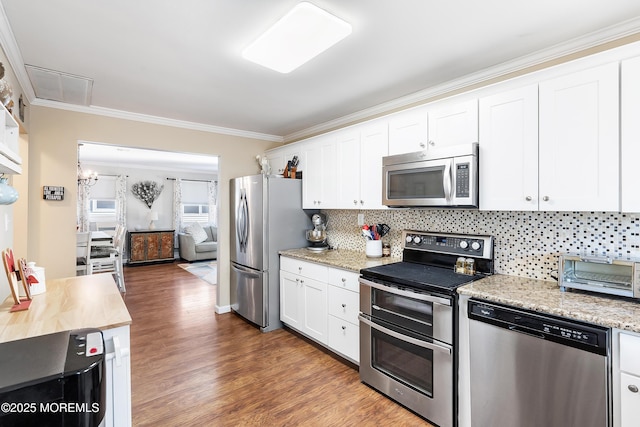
128,230,175,265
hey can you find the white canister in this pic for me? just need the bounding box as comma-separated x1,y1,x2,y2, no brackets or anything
26,266,46,295
366,240,383,258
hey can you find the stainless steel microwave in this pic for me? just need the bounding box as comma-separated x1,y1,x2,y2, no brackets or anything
382,143,478,207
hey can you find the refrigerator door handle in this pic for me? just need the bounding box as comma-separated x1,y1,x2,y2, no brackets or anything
242,193,249,249
236,193,245,252
231,263,261,279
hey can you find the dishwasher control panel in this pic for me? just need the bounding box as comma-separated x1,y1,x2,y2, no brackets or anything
468,300,608,355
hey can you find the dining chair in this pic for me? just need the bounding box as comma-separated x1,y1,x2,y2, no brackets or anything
76,232,92,275
90,225,126,292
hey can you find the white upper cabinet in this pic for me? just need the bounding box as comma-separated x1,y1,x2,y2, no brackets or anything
358,122,389,209
337,121,388,209
387,99,478,156
267,145,303,176
0,108,21,175
538,62,619,211
388,107,428,155
302,135,337,209
427,99,478,150
336,130,361,208
622,56,640,213
479,84,539,210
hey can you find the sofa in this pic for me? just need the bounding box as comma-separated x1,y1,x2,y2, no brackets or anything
178,224,217,261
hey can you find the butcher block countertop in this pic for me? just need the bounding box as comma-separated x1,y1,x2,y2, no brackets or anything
0,273,131,343
280,248,401,272
459,274,640,333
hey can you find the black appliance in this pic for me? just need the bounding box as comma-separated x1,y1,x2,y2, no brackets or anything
359,230,494,427
0,328,106,427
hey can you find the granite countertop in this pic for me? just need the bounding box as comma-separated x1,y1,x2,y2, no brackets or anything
280,248,401,272
459,274,640,333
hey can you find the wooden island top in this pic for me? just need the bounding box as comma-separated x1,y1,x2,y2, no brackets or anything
0,273,131,343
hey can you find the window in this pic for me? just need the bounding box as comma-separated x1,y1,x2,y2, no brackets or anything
182,203,209,224
90,199,116,213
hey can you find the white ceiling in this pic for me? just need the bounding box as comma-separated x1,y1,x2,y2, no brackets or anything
2,1,640,141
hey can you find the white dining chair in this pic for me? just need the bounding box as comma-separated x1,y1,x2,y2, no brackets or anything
76,232,92,276
90,225,126,292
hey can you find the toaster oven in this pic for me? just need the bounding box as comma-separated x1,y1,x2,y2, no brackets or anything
559,254,640,299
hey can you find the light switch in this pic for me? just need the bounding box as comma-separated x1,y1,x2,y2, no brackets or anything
357,213,364,226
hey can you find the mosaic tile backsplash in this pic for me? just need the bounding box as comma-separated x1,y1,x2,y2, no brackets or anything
322,210,640,281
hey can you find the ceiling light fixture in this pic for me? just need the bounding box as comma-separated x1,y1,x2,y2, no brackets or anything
77,144,98,186
242,2,352,74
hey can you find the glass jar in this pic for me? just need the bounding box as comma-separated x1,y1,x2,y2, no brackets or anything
456,257,466,274
465,258,475,275
382,242,391,257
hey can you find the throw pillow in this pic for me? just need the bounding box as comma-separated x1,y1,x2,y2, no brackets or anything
185,222,208,244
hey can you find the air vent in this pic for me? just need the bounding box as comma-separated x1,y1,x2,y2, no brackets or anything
25,65,93,106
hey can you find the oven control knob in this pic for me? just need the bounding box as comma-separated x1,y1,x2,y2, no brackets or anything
459,240,469,249
413,236,422,245
471,241,482,251
406,235,413,243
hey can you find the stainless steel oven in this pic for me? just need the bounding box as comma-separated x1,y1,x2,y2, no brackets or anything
359,279,454,427
359,230,494,427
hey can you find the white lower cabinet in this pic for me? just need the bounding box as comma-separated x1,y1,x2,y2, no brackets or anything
613,330,640,427
280,256,360,364
102,325,132,427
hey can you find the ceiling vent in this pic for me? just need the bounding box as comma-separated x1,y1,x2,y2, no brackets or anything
24,65,93,106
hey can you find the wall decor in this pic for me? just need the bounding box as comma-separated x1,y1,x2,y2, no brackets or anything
131,180,164,209
42,186,64,201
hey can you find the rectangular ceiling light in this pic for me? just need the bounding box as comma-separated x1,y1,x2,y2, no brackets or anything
242,2,352,74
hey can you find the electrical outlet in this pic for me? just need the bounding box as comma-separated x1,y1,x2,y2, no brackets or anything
357,213,364,226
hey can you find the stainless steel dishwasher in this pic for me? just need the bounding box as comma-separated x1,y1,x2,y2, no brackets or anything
468,299,610,427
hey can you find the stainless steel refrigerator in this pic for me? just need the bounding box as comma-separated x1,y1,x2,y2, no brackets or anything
230,174,311,332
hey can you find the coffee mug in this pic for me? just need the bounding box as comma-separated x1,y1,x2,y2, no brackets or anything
366,240,382,258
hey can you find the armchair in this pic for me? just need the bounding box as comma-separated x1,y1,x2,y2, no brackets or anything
179,224,217,262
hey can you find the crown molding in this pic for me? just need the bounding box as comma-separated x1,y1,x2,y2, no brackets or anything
0,2,35,101
284,16,640,142
30,98,283,142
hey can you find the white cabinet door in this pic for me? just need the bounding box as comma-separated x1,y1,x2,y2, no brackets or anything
302,277,328,344
479,84,539,210
303,136,337,209
427,99,478,149
328,315,359,363
280,270,303,328
539,62,619,211
388,107,428,155
621,372,640,427
359,122,388,209
103,325,132,427
621,56,640,212
336,130,362,208
267,146,303,176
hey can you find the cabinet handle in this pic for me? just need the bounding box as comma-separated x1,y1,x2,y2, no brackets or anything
353,200,358,205
629,385,639,393
298,267,302,272
428,140,436,146
300,280,304,284
341,303,346,308
543,196,550,202
525,196,532,202
341,325,347,330
419,142,425,148
360,200,364,205
341,278,346,283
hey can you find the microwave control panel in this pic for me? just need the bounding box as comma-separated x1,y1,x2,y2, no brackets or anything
456,163,470,197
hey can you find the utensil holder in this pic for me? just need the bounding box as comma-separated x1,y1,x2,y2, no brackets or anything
366,240,382,258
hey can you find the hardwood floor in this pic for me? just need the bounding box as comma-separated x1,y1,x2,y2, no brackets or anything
122,262,432,426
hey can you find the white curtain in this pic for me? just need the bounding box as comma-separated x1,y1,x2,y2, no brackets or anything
208,180,217,226
172,178,183,232
115,175,127,230
77,182,91,232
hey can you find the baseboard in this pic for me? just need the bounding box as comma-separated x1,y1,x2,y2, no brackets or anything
215,304,231,314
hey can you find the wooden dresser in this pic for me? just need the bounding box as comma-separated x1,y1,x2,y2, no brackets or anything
128,229,175,265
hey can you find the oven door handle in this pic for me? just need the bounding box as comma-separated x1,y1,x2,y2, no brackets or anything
359,278,451,306
359,315,452,355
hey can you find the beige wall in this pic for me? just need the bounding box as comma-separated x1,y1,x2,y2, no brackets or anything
28,106,276,308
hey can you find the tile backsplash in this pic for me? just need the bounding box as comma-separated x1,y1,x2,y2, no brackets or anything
322,209,640,281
